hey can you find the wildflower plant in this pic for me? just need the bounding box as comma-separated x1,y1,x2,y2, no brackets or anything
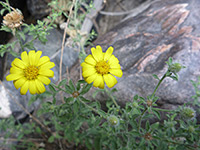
0,0,200,150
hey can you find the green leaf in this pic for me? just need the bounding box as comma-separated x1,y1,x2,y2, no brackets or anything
98,110,106,117
152,74,159,80
48,135,54,143
76,80,86,91
80,83,93,95
133,95,139,101
42,91,53,97
49,84,56,93
36,127,42,134
111,88,117,93
65,84,73,94
79,96,91,103
94,136,101,150
23,42,35,50
151,122,159,130
152,109,161,120
169,76,178,81
0,8,6,16
0,26,12,33
130,130,140,137
17,31,26,41
58,79,67,87
168,57,173,65
64,97,74,103
52,97,56,104
73,102,79,114
69,79,75,91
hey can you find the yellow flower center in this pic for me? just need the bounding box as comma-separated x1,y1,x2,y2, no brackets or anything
24,65,39,80
95,61,110,75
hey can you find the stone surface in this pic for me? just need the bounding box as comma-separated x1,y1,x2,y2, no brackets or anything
26,0,51,19
98,0,150,35
71,0,200,115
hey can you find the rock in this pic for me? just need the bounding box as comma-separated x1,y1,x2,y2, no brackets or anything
98,0,150,35
26,0,51,19
0,80,37,120
71,0,200,117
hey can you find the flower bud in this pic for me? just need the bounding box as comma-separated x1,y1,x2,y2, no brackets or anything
188,125,195,133
180,106,196,120
132,102,138,107
108,115,120,127
169,63,182,73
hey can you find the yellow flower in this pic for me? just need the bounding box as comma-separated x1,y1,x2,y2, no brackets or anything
6,50,55,95
81,45,123,89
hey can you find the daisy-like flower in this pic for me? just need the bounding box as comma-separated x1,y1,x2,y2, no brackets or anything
81,45,123,89
3,9,23,29
6,50,55,95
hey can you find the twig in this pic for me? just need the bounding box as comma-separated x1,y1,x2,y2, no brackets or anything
99,0,155,17
0,81,56,137
0,137,44,142
66,66,70,82
80,0,103,45
59,0,76,82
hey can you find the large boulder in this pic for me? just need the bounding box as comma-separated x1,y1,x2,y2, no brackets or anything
72,0,200,113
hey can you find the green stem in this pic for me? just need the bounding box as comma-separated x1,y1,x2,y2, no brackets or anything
79,98,102,116
153,107,172,112
138,72,168,132
23,35,38,49
138,107,147,132
15,31,24,51
151,73,167,99
105,88,122,114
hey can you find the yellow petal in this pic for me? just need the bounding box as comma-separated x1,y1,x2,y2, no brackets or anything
35,79,45,94
29,80,37,94
37,56,50,67
98,78,105,89
93,74,104,88
81,62,94,68
91,46,103,62
34,51,42,66
103,74,118,88
20,80,29,95
29,50,36,65
104,46,113,61
108,55,119,66
84,55,96,66
82,68,96,78
40,62,55,69
37,75,51,85
109,69,123,77
12,58,27,69
10,67,23,74
21,51,29,65
38,69,54,77
13,77,26,89
110,63,121,69
6,74,24,81
85,73,97,84
82,65,95,72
